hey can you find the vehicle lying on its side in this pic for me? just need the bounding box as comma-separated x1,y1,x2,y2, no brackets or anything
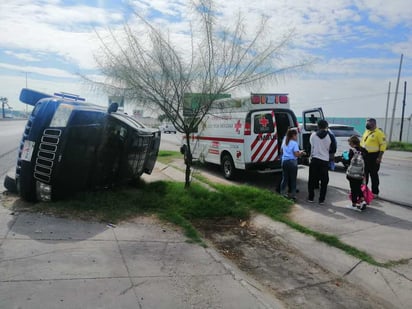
4,88,161,202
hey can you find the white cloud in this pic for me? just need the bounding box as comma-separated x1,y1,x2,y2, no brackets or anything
0,0,410,120
0,62,76,79
0,1,125,70
4,51,41,62
357,0,412,27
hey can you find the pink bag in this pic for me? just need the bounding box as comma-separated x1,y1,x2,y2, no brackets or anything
361,184,374,204
349,184,374,204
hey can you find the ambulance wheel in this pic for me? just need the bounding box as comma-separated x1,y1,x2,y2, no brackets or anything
221,154,236,180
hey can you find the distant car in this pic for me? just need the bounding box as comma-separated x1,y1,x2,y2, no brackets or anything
159,124,177,134
328,124,361,168
298,123,360,168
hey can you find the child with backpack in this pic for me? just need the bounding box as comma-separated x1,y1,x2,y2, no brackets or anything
346,135,367,211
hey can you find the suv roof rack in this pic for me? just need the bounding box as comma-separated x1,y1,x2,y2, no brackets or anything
54,92,86,102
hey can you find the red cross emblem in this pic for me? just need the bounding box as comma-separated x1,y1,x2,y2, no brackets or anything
259,116,269,127
234,120,242,133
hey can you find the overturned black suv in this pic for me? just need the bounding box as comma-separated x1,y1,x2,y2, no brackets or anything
4,88,161,202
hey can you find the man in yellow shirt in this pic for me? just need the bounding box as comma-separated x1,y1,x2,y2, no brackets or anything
360,118,386,197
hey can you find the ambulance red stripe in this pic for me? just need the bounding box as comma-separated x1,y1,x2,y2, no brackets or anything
257,137,277,162
250,133,262,149
251,133,271,162
267,142,279,162
185,135,244,143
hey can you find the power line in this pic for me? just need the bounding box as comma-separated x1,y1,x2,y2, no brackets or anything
297,93,385,110
297,90,412,110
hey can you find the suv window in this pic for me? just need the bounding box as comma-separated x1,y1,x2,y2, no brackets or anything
329,126,360,137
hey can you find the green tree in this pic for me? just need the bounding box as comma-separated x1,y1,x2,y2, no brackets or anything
88,0,310,187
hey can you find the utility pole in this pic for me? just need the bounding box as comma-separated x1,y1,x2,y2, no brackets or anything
389,54,403,143
384,81,391,133
399,81,407,141
1,97,9,119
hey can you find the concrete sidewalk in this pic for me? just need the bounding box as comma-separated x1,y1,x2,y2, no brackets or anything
1,160,411,308
276,185,412,309
0,196,283,308
156,160,412,308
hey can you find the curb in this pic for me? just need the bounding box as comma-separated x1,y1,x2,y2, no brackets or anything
252,214,411,309
155,161,412,308
326,184,412,209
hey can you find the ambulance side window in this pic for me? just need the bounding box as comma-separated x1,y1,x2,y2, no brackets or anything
253,113,274,134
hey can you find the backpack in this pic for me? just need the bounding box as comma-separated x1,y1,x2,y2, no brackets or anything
346,150,364,179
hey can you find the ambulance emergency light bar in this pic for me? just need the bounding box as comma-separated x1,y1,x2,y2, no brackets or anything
251,93,288,104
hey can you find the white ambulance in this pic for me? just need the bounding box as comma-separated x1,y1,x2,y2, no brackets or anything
182,93,323,179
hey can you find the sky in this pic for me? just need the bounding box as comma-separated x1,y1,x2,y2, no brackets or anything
0,0,411,119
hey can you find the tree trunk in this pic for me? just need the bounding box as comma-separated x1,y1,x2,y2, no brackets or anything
184,148,192,188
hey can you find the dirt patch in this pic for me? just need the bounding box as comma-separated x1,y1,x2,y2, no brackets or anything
193,217,390,309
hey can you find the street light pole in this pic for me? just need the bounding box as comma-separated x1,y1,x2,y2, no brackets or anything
399,81,407,141
384,81,391,133
23,72,30,115
389,54,403,143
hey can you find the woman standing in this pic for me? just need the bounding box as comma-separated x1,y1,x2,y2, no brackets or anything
280,128,305,201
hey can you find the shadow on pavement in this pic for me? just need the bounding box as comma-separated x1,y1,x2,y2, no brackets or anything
3,193,111,244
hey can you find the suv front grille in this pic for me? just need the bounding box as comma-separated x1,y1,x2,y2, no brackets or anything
33,129,61,183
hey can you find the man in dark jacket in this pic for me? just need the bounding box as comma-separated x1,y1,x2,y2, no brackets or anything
307,120,337,204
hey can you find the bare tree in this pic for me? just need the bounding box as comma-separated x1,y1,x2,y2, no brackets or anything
89,0,310,187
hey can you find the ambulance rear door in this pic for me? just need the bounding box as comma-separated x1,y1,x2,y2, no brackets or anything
244,109,280,167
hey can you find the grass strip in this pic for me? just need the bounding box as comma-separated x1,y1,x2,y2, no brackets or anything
198,174,385,266
27,152,389,267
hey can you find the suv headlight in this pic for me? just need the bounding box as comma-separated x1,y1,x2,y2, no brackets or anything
36,181,52,201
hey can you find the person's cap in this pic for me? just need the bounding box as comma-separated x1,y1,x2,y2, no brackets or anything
367,118,376,123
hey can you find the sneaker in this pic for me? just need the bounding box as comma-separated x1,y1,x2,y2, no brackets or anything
345,204,358,210
359,201,367,211
319,201,325,205
307,198,314,203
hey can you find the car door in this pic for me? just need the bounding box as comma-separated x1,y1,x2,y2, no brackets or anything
300,108,325,156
